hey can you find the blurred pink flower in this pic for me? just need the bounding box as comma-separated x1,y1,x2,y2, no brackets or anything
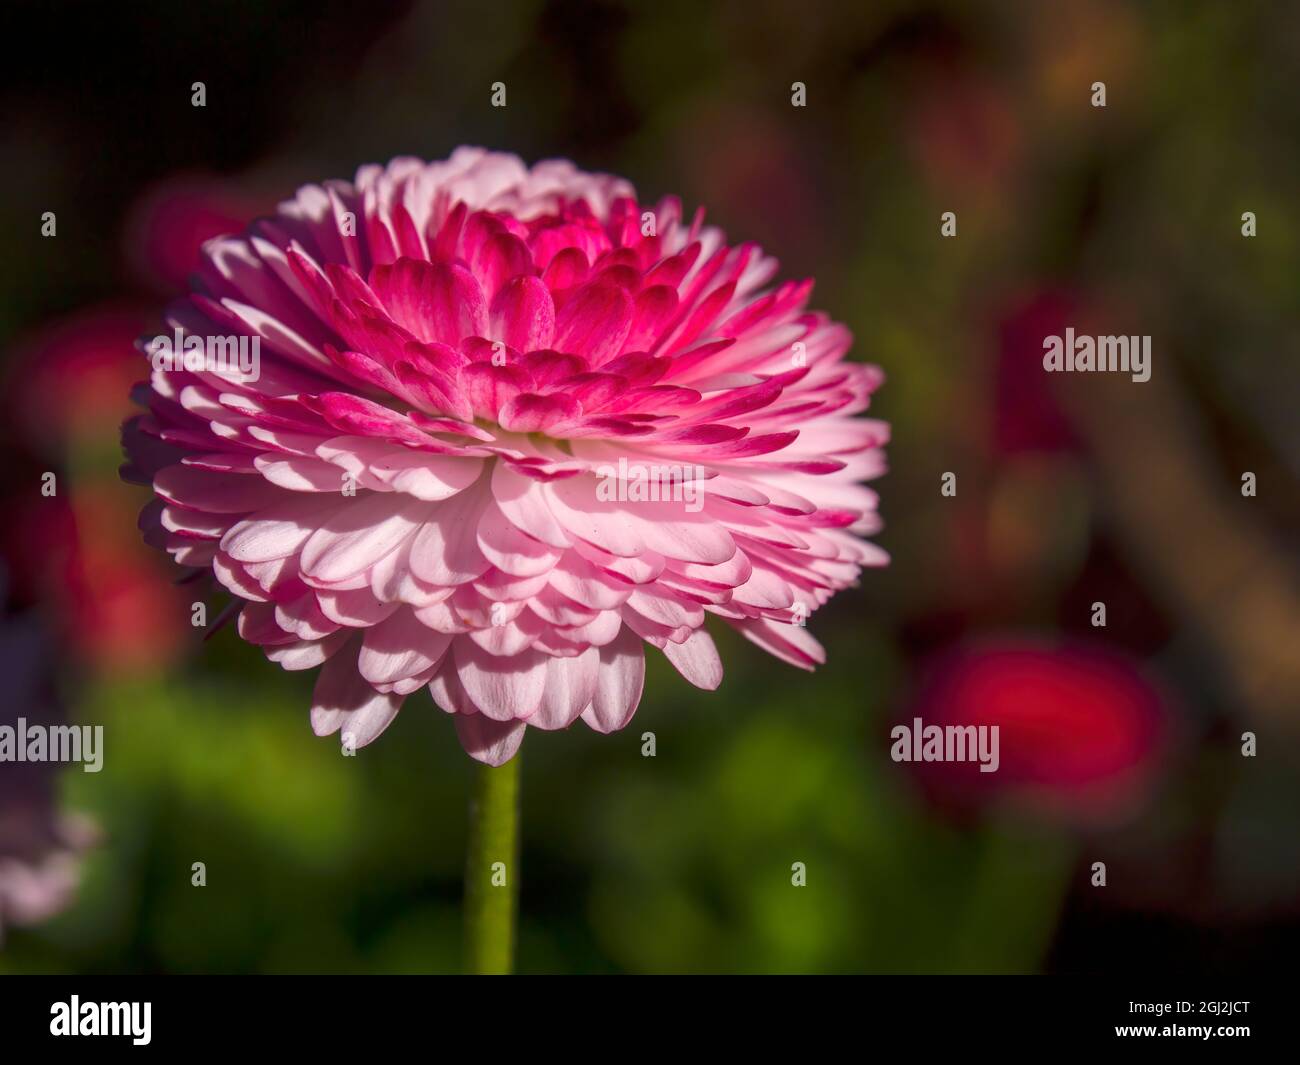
3,303,188,673
902,639,1168,823
10,303,154,450
4,489,186,674
124,176,267,293
68,487,187,672
992,289,1081,455
906,52,1022,196
673,104,819,260
0,608,99,943
124,148,888,764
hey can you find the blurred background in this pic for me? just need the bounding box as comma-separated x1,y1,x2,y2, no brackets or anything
0,0,1296,973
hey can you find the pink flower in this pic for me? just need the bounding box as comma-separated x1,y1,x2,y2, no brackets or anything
123,148,888,764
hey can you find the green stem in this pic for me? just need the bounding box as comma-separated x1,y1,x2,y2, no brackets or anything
464,753,521,974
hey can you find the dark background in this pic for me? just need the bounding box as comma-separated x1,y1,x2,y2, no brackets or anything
1,0,1297,973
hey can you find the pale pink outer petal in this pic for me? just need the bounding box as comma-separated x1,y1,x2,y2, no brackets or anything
531,646,600,730
454,714,527,766
358,608,453,686
455,640,548,721
662,627,724,690
310,645,404,747
580,626,646,733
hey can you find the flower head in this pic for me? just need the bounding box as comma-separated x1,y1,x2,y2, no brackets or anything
123,149,888,764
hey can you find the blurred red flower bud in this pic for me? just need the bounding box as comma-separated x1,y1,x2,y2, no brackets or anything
900,638,1169,825
9,303,153,451
123,176,264,293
